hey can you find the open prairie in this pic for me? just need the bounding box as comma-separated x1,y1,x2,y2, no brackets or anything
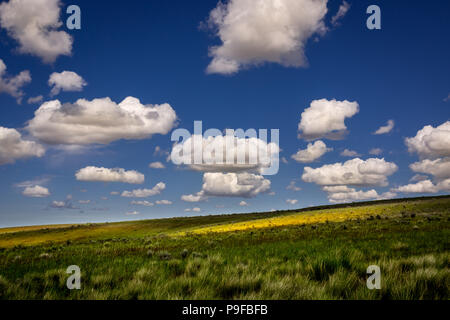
0,196,449,299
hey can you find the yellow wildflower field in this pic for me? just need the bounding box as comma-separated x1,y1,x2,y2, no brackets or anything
185,201,430,234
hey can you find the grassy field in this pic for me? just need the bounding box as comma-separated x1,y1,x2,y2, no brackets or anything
0,196,449,299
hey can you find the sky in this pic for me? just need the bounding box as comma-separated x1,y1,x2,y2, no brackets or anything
0,0,449,228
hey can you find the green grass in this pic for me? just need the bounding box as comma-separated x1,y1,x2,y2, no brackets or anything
0,196,449,300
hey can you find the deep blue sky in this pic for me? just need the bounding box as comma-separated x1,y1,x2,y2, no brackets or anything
0,0,449,227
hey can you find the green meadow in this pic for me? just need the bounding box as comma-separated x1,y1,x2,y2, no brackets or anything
0,196,449,300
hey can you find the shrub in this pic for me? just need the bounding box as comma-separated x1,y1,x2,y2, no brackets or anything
158,251,171,260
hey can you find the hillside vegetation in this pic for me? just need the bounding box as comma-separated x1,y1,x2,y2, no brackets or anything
0,196,449,299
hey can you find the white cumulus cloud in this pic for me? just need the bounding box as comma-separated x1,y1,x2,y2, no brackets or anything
156,200,172,205
286,180,301,191
22,185,50,198
27,96,177,145
405,121,450,159
182,172,271,201
369,148,383,156
340,149,360,157
0,59,31,103
322,185,353,193
0,127,45,165
298,99,359,140
286,199,298,205
181,193,205,203
149,161,165,169
48,71,87,96
27,95,43,104
302,158,398,187
291,140,331,163
121,182,166,198
392,180,439,194
322,185,396,203
75,166,145,184
437,179,450,192
205,0,328,74
404,122,450,191
202,172,270,198
327,188,379,203
130,200,154,207
51,201,66,208
50,196,77,209
410,158,450,181
374,120,394,135
171,133,279,174
0,0,72,63
331,0,350,26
